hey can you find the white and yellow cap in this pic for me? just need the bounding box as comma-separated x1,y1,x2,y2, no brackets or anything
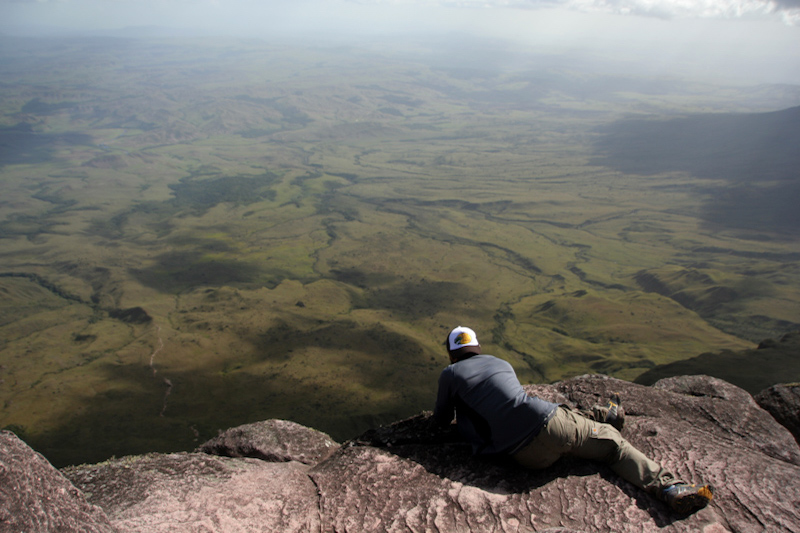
446,326,480,352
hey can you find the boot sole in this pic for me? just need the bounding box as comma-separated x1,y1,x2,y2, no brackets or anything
672,485,714,514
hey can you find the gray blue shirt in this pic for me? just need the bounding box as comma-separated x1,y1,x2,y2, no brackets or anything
434,354,558,456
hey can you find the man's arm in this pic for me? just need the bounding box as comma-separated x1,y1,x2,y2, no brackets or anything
433,368,455,427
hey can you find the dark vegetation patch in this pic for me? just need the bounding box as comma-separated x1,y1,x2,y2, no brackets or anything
21,98,77,115
108,306,152,325
0,125,93,166
635,331,800,394
89,172,280,239
361,280,472,319
290,171,323,189
593,106,800,234
169,172,279,215
0,214,67,239
31,187,78,211
329,268,397,289
379,107,404,116
255,320,427,360
165,236,236,253
538,300,557,312
129,251,269,293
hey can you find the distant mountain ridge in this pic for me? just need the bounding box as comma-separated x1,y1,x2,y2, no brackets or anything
593,105,800,181
636,331,800,394
593,105,800,234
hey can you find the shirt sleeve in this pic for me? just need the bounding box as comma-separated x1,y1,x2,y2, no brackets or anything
433,367,455,427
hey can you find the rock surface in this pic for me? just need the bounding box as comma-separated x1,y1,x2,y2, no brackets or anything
755,382,800,446
0,430,114,533
63,453,321,533
197,418,338,465
3,374,800,532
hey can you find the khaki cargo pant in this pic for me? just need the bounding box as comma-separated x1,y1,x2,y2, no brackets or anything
512,406,679,495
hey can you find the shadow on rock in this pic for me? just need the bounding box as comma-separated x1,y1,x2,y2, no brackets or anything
349,412,567,494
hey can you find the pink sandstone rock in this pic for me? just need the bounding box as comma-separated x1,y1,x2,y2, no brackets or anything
3,375,798,532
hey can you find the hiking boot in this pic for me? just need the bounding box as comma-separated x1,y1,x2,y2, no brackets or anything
662,483,714,514
593,392,625,431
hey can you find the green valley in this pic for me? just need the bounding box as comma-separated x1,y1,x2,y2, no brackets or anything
0,34,798,466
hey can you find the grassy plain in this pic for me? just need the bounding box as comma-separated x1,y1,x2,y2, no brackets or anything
1,35,799,466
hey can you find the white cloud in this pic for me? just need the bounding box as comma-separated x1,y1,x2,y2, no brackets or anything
342,0,800,23
1,0,797,22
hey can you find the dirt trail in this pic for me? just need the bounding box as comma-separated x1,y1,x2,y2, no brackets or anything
149,325,164,377
148,324,172,416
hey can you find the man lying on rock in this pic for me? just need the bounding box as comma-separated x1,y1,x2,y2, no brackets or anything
433,326,714,515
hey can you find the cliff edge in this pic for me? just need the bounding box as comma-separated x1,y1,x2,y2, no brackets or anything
2,374,800,532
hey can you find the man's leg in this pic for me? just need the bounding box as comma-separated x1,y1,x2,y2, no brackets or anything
512,406,575,469
556,406,679,494
514,405,713,514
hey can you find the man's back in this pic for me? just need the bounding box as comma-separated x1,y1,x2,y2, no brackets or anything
434,354,557,455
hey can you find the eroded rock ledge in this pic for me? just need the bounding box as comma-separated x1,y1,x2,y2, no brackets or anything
2,375,800,532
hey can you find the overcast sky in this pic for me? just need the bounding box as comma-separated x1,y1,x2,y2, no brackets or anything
2,0,800,85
